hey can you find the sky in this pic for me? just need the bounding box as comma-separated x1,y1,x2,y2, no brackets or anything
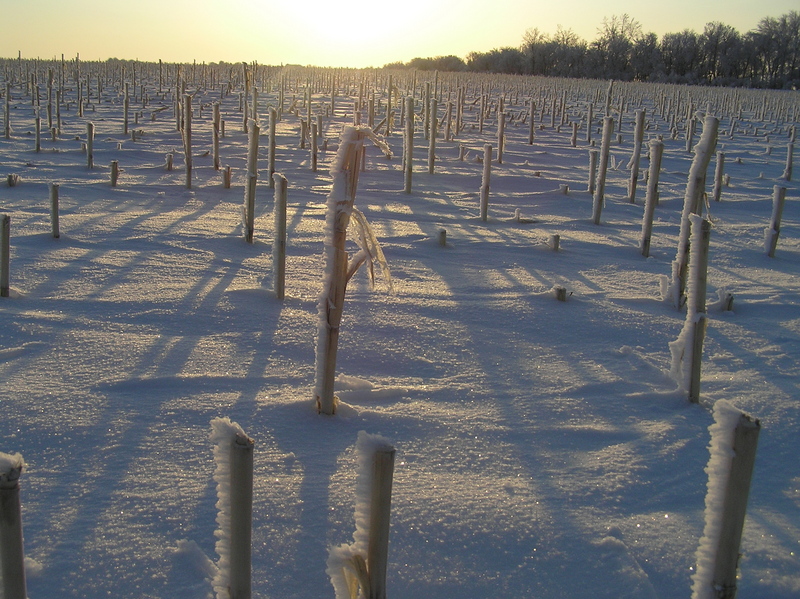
2,0,797,68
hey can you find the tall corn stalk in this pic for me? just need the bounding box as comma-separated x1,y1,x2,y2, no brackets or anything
313,126,391,415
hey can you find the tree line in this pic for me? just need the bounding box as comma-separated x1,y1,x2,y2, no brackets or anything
386,12,800,89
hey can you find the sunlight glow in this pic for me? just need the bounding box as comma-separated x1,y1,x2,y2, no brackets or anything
1,0,796,67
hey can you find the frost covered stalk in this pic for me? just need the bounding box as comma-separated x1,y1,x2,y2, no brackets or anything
385,75,392,136
242,119,260,243
4,82,10,139
213,103,221,170
782,142,794,181
640,139,664,257
627,109,645,203
85,121,94,168
587,149,599,195
327,432,396,599
497,112,506,164
444,101,452,142
592,116,614,224
313,126,392,415
691,401,760,599
585,103,593,143
110,160,119,187
123,82,129,135
604,80,613,116
268,107,277,189
183,95,192,189
711,152,725,202
403,96,413,194
273,172,288,299
35,112,41,153
669,215,711,402
311,121,319,172
1,214,10,298
764,185,787,258
210,418,254,599
528,98,535,145
49,182,60,238
0,452,27,599
428,98,437,174
667,115,719,309
480,144,492,222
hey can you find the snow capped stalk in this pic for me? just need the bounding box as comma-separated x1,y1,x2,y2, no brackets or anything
0,452,27,599
627,109,645,203
479,94,485,134
711,152,724,202
587,149,599,195
585,102,593,144
403,96,413,194
34,111,41,153
110,160,119,187
273,172,288,299
480,144,491,222
592,116,613,225
327,432,396,599
668,115,719,309
268,107,277,189
123,82,129,135
385,75,392,136
428,98,437,174
527,98,535,145
669,214,711,401
313,126,391,415
242,119,259,243
691,402,760,599
49,182,60,238
640,139,664,257
497,111,505,164
685,117,696,152
764,185,787,257
183,95,192,188
782,142,794,181
210,418,254,599
311,121,318,172
213,102,221,170
4,82,10,139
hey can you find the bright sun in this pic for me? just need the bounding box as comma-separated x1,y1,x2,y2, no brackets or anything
267,0,436,67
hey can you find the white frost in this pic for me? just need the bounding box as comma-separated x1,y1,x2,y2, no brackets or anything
0,451,24,487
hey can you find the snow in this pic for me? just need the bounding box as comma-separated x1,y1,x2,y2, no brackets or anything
0,451,24,487
1,71,799,598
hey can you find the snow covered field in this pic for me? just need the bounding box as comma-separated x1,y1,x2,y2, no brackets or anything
1,67,798,598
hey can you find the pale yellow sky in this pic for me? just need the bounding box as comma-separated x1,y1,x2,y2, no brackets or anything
2,0,796,67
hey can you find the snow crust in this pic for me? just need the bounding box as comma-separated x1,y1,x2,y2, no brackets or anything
1,69,798,599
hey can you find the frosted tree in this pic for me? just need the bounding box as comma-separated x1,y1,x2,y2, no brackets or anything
314,126,393,415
